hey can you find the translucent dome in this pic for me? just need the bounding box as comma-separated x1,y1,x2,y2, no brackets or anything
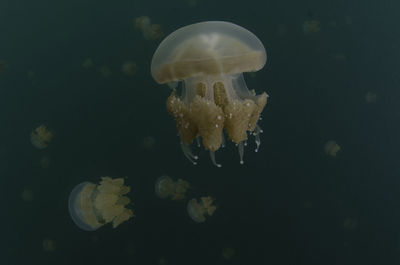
151,21,266,84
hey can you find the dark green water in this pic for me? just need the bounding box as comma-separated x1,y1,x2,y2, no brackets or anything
1,0,399,264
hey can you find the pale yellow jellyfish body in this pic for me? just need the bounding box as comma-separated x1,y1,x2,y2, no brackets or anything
187,196,216,223
68,177,133,231
151,21,268,166
31,125,53,149
324,140,341,157
155,175,190,201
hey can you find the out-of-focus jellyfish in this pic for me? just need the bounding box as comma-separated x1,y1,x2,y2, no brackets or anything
40,156,51,169
343,217,358,230
42,238,56,252
187,196,216,223
27,70,35,79
222,247,235,260
324,140,341,157
31,125,53,149
365,91,377,103
21,188,34,202
68,177,133,231
82,58,94,69
135,16,163,40
151,21,268,166
303,20,321,34
331,53,346,62
0,60,7,72
142,136,156,151
121,61,138,76
99,65,111,78
155,175,190,201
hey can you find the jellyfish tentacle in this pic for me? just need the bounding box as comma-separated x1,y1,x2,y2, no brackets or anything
253,125,262,152
209,151,222,167
180,142,198,165
238,141,244,164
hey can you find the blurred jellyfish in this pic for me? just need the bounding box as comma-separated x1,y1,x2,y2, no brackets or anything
0,60,7,72
121,61,138,76
135,16,163,40
82,58,94,69
331,53,346,62
151,21,268,166
222,247,235,260
31,125,53,149
99,65,111,78
185,0,197,7
324,140,341,157
155,175,190,201
303,20,321,34
142,136,156,151
343,217,358,230
27,70,35,79
40,156,51,169
42,238,56,252
68,177,133,231
187,196,216,223
21,188,34,202
365,91,377,103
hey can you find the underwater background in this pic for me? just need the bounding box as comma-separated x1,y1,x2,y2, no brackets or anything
1,0,400,264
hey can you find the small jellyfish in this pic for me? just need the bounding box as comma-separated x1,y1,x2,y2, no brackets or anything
21,188,34,202
142,136,156,151
27,70,35,79
82,58,94,69
31,125,53,149
42,238,56,252
40,156,51,169
303,20,321,34
365,91,377,103
135,16,163,40
99,65,111,78
68,177,133,231
155,175,190,201
324,140,341,157
0,60,7,72
151,21,268,166
121,61,138,76
222,247,235,260
187,196,216,223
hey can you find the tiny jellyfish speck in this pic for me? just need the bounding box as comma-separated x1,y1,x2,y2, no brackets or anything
151,21,268,167
31,125,53,149
68,177,133,231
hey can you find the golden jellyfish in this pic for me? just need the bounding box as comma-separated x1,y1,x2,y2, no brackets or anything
135,16,163,40
151,21,268,167
155,175,190,201
68,177,133,231
187,196,216,223
31,125,53,149
324,140,341,157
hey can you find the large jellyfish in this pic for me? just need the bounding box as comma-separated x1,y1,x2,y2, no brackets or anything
68,177,133,231
151,21,268,166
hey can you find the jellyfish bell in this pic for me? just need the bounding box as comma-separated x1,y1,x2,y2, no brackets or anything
154,175,174,199
68,177,133,231
151,21,268,167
